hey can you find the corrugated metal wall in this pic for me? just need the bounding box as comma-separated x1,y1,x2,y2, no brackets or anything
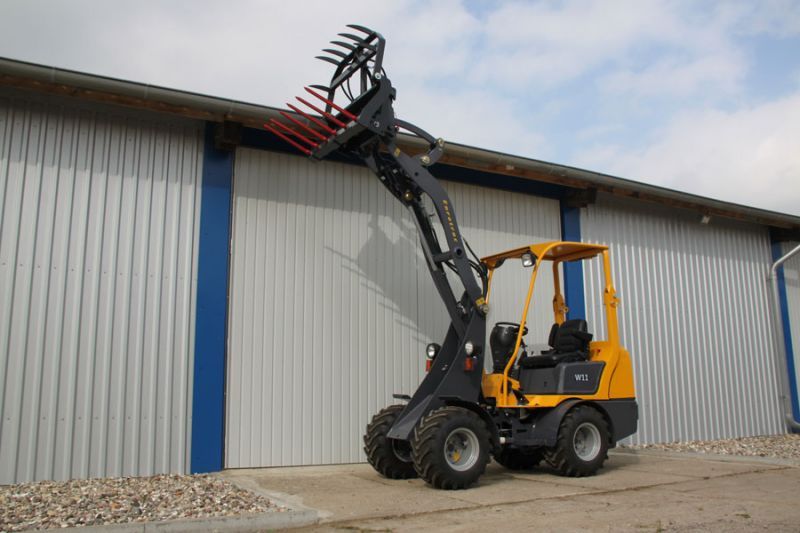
226,149,561,468
581,193,784,444
0,91,203,483
782,241,800,415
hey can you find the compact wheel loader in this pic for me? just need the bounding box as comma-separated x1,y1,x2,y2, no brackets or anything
266,25,638,490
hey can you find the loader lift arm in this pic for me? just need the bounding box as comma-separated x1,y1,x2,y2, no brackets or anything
265,25,489,439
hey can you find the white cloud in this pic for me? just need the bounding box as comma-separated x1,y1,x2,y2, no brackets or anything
736,0,800,37
600,52,745,98
397,83,550,158
576,92,800,215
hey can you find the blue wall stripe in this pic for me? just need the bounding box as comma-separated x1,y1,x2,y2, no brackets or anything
560,203,586,321
771,241,800,423
191,123,234,472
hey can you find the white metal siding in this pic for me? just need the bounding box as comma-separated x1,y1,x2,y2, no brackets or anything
581,194,784,444
782,241,800,414
0,92,203,483
226,149,561,467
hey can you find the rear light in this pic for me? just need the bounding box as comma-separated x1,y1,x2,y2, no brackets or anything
425,359,433,372
464,357,476,372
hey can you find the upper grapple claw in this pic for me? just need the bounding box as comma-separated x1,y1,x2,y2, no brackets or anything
323,48,349,59
315,56,341,67
346,23,374,34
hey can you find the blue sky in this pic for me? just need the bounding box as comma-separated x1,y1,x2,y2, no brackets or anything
1,0,799,215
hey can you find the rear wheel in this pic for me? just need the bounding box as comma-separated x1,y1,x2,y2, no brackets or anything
544,405,610,477
494,446,543,470
410,406,490,490
364,405,417,479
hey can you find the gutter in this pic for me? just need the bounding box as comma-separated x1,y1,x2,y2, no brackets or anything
769,243,800,431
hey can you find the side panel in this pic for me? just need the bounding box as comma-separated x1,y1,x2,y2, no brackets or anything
581,193,784,444
0,91,203,483
225,148,561,467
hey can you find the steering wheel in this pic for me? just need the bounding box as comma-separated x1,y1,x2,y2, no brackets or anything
494,321,528,336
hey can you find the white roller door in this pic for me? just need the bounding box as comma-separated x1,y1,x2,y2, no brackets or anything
0,91,202,483
226,148,561,467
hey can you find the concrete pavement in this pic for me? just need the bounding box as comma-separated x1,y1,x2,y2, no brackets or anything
219,451,800,532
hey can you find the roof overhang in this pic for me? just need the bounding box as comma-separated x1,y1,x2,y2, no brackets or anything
1,56,798,234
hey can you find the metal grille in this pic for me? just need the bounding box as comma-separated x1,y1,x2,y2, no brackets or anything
581,194,784,444
225,148,561,467
0,91,203,483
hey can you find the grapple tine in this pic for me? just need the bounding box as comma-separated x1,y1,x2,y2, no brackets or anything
296,96,347,128
304,87,358,121
337,33,376,51
346,24,373,34
323,48,349,59
287,103,337,134
331,40,356,51
270,119,318,147
315,55,341,67
263,123,311,155
309,84,331,92
279,111,327,141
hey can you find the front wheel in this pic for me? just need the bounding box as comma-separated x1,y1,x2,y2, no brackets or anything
544,405,610,477
364,405,418,479
410,406,490,490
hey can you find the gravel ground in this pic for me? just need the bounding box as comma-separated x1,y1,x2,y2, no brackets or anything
0,474,279,532
624,433,800,460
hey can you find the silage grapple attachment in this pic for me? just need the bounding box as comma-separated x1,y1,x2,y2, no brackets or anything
263,25,403,161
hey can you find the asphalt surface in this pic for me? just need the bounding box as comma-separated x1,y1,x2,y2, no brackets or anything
220,450,800,532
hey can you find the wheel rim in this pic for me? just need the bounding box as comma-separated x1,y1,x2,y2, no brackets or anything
391,439,412,463
444,428,480,471
573,422,602,461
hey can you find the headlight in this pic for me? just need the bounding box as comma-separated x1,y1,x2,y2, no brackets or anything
521,252,534,267
464,341,474,355
426,343,440,359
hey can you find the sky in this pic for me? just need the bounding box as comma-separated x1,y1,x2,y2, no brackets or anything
1,0,799,216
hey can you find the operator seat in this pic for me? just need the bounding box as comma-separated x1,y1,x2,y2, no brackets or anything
519,319,593,369
490,322,527,374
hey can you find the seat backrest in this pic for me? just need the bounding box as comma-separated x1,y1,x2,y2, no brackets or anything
554,319,593,353
547,323,559,348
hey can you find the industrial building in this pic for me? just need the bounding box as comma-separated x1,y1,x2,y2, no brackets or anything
0,57,798,485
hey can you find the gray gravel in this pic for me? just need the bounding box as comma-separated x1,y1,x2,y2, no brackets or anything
0,474,279,532
624,433,800,460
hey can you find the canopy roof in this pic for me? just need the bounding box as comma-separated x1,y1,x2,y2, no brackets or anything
481,241,607,269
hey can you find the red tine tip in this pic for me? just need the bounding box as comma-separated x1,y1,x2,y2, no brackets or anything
286,103,336,133
295,96,347,128
279,111,327,141
263,123,312,156
287,103,336,134
269,119,318,148
304,87,358,121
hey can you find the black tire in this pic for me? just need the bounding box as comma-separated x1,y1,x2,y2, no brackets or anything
410,406,490,490
363,405,418,479
494,446,543,470
544,405,610,477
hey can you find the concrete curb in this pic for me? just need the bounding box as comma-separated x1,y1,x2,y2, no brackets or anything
612,447,800,467
41,508,317,532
